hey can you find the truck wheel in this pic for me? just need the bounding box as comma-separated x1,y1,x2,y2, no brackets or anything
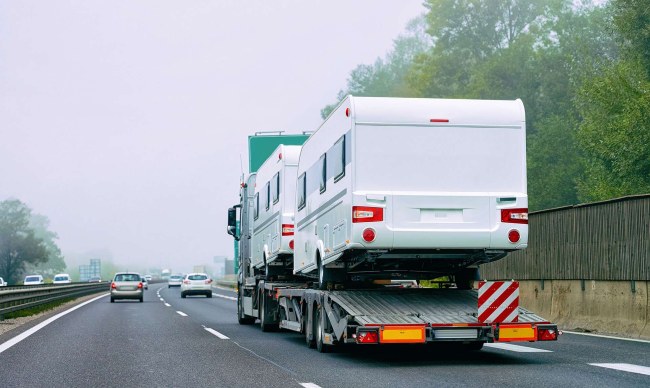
238,290,255,325
260,295,277,332
455,267,480,290
315,305,331,353
305,304,316,349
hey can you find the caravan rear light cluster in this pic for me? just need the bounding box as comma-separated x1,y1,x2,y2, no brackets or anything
357,330,379,344
289,240,294,250
352,206,384,223
281,224,294,236
501,208,528,224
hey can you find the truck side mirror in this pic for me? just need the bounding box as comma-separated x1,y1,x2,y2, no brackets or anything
227,207,237,238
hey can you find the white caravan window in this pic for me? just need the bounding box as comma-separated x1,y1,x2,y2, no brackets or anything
333,135,345,182
272,173,280,204
319,154,326,194
265,182,270,210
297,173,306,210
254,193,259,220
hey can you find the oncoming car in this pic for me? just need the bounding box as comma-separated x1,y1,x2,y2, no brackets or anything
180,273,212,298
53,274,72,284
168,274,183,288
110,272,144,303
24,275,44,285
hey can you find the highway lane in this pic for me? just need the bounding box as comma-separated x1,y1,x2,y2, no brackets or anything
0,286,308,388
0,284,649,387
160,285,650,388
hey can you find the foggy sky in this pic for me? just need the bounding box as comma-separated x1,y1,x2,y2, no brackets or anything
0,0,424,273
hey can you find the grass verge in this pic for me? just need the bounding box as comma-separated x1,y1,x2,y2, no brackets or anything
4,297,78,319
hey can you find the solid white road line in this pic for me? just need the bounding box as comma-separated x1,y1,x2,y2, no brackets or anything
564,331,650,344
484,343,553,353
176,311,187,317
164,303,171,307
213,285,236,293
205,328,229,339
0,293,109,355
590,363,650,376
299,384,322,388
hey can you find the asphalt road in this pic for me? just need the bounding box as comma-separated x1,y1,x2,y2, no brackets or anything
0,285,649,387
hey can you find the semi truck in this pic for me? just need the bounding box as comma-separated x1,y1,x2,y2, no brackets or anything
227,97,559,352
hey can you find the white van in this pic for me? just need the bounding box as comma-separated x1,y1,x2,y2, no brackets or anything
24,275,44,285
293,96,528,287
53,273,72,284
251,145,301,276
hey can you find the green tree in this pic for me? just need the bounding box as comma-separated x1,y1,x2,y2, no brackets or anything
0,200,50,284
24,214,66,278
612,0,650,68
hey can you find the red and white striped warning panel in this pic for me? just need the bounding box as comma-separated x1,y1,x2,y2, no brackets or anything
478,281,519,323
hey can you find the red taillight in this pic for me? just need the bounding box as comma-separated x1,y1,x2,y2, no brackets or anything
501,208,528,224
289,239,294,250
184,280,191,284
282,224,294,236
538,328,557,341
362,228,376,242
357,330,379,344
137,282,143,289
352,206,384,223
508,229,521,243
205,279,212,284
430,119,449,122
111,283,116,289
345,108,350,117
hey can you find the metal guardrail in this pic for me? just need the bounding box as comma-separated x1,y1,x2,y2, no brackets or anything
0,282,110,321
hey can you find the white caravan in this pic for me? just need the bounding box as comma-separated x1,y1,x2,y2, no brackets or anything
293,96,528,287
251,145,301,276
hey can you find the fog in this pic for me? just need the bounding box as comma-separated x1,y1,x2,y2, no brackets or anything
0,1,424,273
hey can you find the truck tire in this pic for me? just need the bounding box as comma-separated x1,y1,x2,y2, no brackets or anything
317,256,346,290
315,305,332,353
238,291,256,325
260,295,277,332
455,267,480,290
305,304,316,349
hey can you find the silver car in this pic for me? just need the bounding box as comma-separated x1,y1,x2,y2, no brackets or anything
110,272,144,303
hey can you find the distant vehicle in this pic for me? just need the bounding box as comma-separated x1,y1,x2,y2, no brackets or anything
180,273,212,298
144,275,153,281
141,277,149,290
88,276,102,283
0,277,7,287
110,272,144,303
162,269,171,280
24,275,44,285
167,274,182,288
53,274,72,284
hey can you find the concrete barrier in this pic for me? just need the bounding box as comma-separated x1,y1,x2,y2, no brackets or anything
515,280,650,339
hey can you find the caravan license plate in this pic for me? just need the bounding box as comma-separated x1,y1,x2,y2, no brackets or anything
380,326,426,343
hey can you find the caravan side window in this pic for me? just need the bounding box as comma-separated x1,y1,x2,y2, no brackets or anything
254,193,259,220
319,154,326,194
272,172,280,204
333,135,345,182
265,182,270,210
297,173,306,210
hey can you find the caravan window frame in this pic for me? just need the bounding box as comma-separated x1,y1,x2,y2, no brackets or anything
272,172,280,204
254,193,260,220
333,135,346,183
319,154,326,194
265,182,270,210
297,172,306,210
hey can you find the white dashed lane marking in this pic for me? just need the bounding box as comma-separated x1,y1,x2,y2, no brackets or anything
484,343,552,353
213,294,237,301
205,328,229,339
590,363,650,376
164,303,171,307
176,311,188,317
299,383,322,388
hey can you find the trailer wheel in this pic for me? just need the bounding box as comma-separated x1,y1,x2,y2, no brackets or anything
260,294,278,332
315,305,332,353
305,304,316,349
237,288,255,325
